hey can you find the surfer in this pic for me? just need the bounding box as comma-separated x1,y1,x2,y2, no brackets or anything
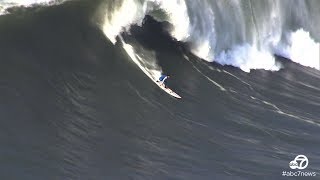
157,74,170,88
156,74,180,98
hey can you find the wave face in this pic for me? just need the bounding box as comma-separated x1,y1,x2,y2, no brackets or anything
102,0,320,72
0,0,320,180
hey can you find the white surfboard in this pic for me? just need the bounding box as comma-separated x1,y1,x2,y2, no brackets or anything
154,80,182,99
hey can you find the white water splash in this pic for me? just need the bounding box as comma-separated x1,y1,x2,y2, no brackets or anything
102,0,319,73
102,0,190,44
148,0,190,41
274,29,320,70
217,44,281,72
119,37,162,81
2,0,52,4
191,40,212,61
102,0,144,44
0,0,64,15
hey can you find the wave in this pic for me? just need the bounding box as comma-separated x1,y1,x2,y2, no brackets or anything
1,1,320,179
274,29,320,69
120,36,162,80
0,0,66,15
101,0,319,72
101,0,189,44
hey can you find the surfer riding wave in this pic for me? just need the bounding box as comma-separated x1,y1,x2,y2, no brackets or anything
157,74,170,88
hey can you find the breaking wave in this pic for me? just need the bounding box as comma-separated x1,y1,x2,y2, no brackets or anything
0,0,66,15
99,0,320,73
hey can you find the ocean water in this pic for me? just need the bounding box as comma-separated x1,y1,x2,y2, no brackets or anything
0,0,319,179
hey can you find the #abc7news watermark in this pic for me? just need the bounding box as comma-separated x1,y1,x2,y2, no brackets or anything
282,155,317,177
289,155,308,170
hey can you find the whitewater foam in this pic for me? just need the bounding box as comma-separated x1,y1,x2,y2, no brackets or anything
148,0,190,41
217,44,281,72
274,29,320,70
102,0,144,44
102,0,190,44
191,40,212,61
101,0,320,73
0,0,65,15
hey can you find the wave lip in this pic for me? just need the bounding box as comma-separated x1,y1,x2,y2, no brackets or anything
102,0,190,44
0,0,66,15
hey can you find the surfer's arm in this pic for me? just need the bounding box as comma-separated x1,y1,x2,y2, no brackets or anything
161,77,168,83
